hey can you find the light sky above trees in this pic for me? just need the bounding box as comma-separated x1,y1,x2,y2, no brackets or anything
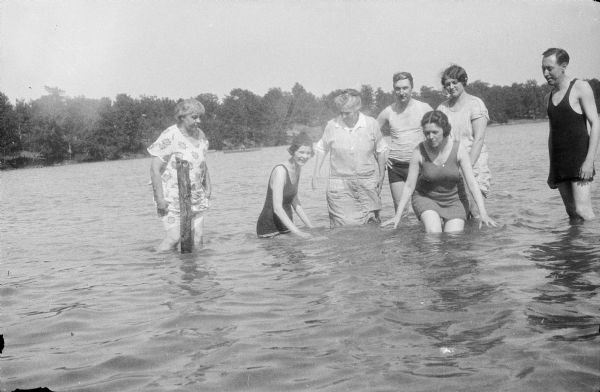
1,0,599,103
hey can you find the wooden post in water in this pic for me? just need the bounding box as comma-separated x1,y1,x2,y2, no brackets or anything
176,158,193,253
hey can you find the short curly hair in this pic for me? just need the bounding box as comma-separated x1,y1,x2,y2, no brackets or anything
288,131,314,156
174,98,205,122
441,65,468,87
421,110,452,137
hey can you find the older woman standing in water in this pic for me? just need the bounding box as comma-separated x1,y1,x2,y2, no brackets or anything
148,99,211,251
381,111,496,233
437,65,491,218
312,89,388,227
257,132,315,238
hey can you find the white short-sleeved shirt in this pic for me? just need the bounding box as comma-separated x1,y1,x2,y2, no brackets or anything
315,113,388,179
377,99,433,161
437,95,489,152
147,124,209,213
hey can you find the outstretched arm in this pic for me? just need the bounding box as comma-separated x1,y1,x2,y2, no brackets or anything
292,196,314,229
577,81,600,179
381,147,421,229
458,145,497,228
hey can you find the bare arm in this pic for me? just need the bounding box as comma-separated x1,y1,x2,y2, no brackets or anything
271,166,308,237
381,147,422,228
376,149,387,193
577,81,600,179
150,157,169,216
203,164,212,198
292,196,314,229
469,116,488,165
545,93,555,188
311,148,326,190
457,145,497,228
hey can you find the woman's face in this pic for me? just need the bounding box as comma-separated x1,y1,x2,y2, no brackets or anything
292,145,313,167
423,123,446,149
443,78,464,99
340,110,360,128
180,112,202,133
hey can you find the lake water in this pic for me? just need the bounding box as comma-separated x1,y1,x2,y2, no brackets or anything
1,121,599,392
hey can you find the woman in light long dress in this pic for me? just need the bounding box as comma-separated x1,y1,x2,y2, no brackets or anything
437,65,491,218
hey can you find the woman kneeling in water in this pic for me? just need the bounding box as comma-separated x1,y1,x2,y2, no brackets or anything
381,111,496,233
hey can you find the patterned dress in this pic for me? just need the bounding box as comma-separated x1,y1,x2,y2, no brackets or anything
147,125,210,228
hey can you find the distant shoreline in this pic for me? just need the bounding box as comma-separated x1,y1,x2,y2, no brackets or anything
488,118,548,127
1,118,549,171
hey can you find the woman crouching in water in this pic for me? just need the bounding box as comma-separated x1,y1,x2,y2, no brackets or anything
257,132,315,238
381,111,496,233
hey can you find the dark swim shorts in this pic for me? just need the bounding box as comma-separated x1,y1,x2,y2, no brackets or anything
387,158,410,184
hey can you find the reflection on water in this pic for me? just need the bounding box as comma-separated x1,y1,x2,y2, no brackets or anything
1,122,600,391
526,225,600,337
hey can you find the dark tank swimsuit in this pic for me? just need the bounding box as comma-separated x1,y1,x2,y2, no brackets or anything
547,78,593,188
411,141,468,221
256,164,299,237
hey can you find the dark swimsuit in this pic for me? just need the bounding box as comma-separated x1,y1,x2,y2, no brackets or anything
547,79,593,188
256,165,299,237
411,141,467,221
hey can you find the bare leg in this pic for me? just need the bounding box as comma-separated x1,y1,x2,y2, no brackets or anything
389,181,405,212
158,225,180,252
557,182,583,223
571,180,595,220
420,210,443,233
192,214,205,247
444,218,465,233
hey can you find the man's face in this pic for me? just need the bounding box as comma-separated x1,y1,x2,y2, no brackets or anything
542,55,566,86
393,79,412,103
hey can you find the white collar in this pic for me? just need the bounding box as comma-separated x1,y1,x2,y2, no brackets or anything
337,112,366,132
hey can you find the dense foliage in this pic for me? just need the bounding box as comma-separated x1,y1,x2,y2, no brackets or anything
2,79,599,167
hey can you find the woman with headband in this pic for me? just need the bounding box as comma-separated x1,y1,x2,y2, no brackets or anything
381,111,496,233
312,89,388,227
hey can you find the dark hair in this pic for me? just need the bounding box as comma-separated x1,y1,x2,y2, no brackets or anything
421,111,451,137
542,48,569,65
441,65,468,87
393,72,414,88
288,131,314,156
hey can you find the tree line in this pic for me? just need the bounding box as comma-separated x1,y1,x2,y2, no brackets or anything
1,78,599,168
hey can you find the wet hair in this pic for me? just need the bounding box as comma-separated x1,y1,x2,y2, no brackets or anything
441,65,468,87
542,48,570,65
174,98,205,122
288,131,314,156
334,89,362,112
421,110,451,137
393,72,414,88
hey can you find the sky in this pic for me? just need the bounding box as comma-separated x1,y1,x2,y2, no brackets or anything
1,0,599,103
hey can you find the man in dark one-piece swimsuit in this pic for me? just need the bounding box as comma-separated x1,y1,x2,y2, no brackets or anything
542,48,600,222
